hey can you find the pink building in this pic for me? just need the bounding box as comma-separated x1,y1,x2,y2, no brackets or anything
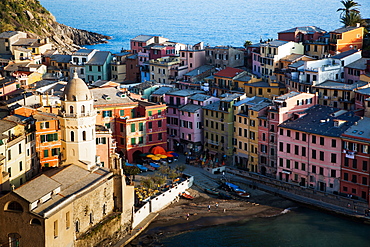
278,26,326,43
130,35,169,54
259,92,317,177
165,90,218,153
345,58,370,84
278,105,359,193
95,125,117,169
179,48,206,72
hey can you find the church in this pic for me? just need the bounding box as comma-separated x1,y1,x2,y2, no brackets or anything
0,73,134,247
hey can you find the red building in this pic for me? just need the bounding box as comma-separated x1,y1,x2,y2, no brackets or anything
278,26,326,43
341,117,370,206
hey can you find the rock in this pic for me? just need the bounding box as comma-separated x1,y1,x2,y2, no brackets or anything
25,10,34,20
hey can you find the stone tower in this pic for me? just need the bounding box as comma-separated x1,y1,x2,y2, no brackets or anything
59,71,97,170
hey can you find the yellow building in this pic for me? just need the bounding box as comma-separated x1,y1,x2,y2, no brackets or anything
244,76,286,99
233,97,272,171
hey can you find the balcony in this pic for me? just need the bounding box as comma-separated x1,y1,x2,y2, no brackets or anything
8,134,25,147
207,139,219,146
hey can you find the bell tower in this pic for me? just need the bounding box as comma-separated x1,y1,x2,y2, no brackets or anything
58,72,97,170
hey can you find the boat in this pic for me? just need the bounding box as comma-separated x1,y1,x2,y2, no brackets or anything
144,163,155,171
204,188,220,195
136,164,148,172
218,192,232,200
149,162,160,169
180,191,194,200
236,191,250,198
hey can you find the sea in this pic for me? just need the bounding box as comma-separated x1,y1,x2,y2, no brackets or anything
39,0,370,246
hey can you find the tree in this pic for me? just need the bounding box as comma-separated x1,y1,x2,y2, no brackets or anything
337,0,363,27
243,40,252,48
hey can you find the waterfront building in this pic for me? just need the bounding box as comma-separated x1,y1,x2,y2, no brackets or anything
344,58,370,84
179,45,206,72
148,56,186,84
252,40,304,78
47,54,72,80
210,67,246,96
85,51,113,83
205,46,244,69
203,93,245,163
313,80,368,110
233,96,271,172
130,35,169,54
328,26,364,55
285,49,362,93
340,117,370,205
278,105,359,192
278,26,327,43
165,89,204,152
69,49,97,80
243,76,286,100
116,100,167,163
111,51,132,83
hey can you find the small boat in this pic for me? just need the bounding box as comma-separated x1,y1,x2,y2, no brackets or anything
180,191,194,200
204,188,220,195
136,164,148,172
218,192,232,200
144,163,155,171
149,162,160,169
236,191,250,198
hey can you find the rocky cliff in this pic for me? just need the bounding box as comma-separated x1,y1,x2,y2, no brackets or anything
0,0,110,54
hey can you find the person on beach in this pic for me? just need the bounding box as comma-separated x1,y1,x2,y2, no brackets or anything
215,202,219,209
186,213,190,220
208,205,211,212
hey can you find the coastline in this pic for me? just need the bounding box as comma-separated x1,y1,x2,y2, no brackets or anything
127,187,297,246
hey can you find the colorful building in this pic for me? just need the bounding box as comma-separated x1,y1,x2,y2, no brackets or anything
329,26,364,55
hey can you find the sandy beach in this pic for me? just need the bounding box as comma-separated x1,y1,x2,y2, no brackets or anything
127,185,297,246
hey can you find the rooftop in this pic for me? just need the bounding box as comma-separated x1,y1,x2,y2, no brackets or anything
0,31,24,39
131,35,156,42
73,49,96,56
189,93,212,102
91,87,136,106
221,93,244,102
0,119,18,133
214,67,245,78
179,104,202,113
151,86,175,95
50,54,72,63
166,89,203,97
331,49,360,59
260,40,289,47
331,26,362,33
184,65,214,77
342,117,370,141
346,58,370,70
280,105,359,137
314,80,368,90
275,91,301,100
279,26,326,34
85,51,111,66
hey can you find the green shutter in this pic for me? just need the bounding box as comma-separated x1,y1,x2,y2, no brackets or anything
139,137,143,144
131,124,135,132
131,138,136,145
44,149,49,158
102,137,107,144
148,111,152,116
139,123,143,131
120,110,124,116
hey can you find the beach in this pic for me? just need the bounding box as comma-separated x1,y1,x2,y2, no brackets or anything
127,185,297,246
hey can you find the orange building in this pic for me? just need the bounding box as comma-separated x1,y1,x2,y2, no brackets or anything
329,26,364,55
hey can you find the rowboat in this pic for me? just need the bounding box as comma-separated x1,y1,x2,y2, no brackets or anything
180,191,194,200
236,191,250,198
204,188,219,195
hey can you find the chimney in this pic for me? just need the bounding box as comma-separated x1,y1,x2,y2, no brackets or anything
356,23,360,27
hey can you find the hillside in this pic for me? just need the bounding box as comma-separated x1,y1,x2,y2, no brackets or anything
0,0,110,53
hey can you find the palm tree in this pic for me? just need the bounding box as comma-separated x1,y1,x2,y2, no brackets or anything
337,0,361,18
340,11,366,27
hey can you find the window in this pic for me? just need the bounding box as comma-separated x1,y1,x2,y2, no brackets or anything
344,173,348,181
319,151,324,161
19,161,22,171
287,130,291,137
279,158,283,167
54,220,58,238
82,131,86,141
279,142,284,152
286,160,291,168
131,138,136,145
294,145,299,155
331,153,336,163
102,111,112,117
319,167,324,175
362,177,368,185
44,149,49,158
148,122,153,129
312,149,317,159
312,135,316,144
90,212,94,224
352,175,357,183
287,144,291,153
363,161,368,171
331,170,336,178
312,165,316,174
302,147,306,157
131,124,135,132
52,148,60,156
158,133,162,140
301,163,306,171
295,161,299,169
302,133,307,142
148,111,152,116
320,137,324,145
75,220,80,233
6,201,23,212
353,159,357,169
139,123,143,131
295,132,299,140
71,131,75,142
66,212,70,229
18,143,22,154
331,139,336,148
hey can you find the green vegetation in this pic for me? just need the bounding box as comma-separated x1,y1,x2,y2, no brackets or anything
0,0,54,35
337,0,366,27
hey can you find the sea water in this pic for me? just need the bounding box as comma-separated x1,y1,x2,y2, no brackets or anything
160,207,370,247
40,0,370,53
38,0,370,245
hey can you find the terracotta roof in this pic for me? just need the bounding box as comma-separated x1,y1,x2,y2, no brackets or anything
214,67,244,78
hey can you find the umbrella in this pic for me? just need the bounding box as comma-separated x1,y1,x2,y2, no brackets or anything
160,155,167,159
147,154,154,158
166,153,174,157
155,153,163,157
125,163,134,166
151,146,166,155
169,152,179,157
151,156,160,161
150,163,160,168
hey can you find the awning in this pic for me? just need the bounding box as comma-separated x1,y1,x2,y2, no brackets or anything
282,170,291,174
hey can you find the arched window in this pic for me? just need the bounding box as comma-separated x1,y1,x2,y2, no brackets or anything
75,220,80,233
70,106,74,114
81,105,85,114
71,131,75,142
82,131,86,141
30,218,42,225
5,201,23,212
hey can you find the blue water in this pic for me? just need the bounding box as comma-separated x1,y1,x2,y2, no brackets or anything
160,207,370,247
40,0,370,53
38,0,370,245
